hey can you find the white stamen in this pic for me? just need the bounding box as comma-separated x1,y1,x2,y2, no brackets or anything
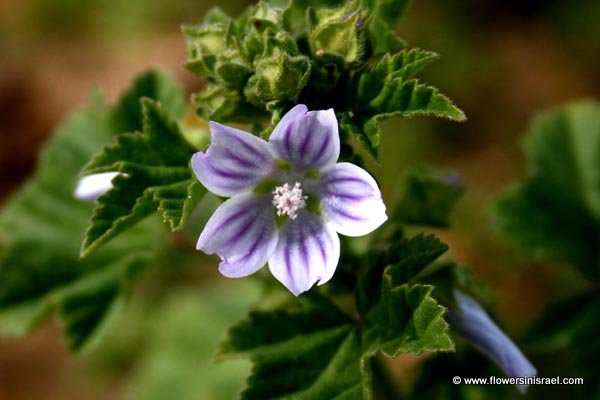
272,182,307,220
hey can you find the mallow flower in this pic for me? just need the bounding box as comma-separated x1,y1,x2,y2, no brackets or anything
192,104,387,295
447,290,537,394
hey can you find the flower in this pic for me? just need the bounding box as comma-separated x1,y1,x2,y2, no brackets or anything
192,104,387,295
447,290,537,394
74,172,121,201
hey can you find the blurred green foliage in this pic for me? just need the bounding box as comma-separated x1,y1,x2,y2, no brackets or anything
493,101,600,399
84,281,261,400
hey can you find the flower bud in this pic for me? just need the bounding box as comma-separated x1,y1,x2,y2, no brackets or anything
308,0,365,65
194,84,245,121
183,25,229,77
244,52,310,106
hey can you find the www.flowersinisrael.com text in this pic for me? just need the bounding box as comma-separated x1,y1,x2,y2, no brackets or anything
453,376,584,385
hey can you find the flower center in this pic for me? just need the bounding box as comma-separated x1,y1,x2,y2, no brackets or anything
272,182,307,220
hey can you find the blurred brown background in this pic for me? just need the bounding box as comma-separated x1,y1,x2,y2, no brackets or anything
1,0,599,398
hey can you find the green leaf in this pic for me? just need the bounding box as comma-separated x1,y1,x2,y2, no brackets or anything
412,260,490,310
366,49,439,82
56,255,145,350
357,233,449,314
110,70,187,133
525,291,600,351
81,99,204,257
363,0,411,31
362,0,412,55
345,49,465,160
356,81,465,159
570,302,600,399
393,167,464,228
527,292,600,398
364,282,453,358
218,293,357,400
0,70,180,350
126,283,261,400
492,101,600,278
220,234,453,399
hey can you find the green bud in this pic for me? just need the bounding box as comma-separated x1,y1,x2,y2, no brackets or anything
251,1,283,31
265,31,300,57
308,0,365,65
194,85,246,122
239,30,266,63
215,56,253,90
194,84,267,122
203,7,231,26
244,53,311,107
183,24,230,76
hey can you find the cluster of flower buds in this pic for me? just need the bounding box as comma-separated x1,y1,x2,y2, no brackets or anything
183,0,368,122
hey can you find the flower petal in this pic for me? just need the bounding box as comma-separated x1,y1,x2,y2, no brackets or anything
447,291,537,394
197,194,278,278
268,211,340,296
269,105,340,169
319,162,387,236
192,122,275,197
74,172,120,201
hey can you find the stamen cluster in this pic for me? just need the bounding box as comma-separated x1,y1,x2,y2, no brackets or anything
272,182,307,220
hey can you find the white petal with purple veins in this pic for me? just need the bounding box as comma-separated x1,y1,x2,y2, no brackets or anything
319,162,387,236
448,290,537,394
197,193,278,278
268,211,340,296
192,122,275,197
269,105,340,169
74,172,120,201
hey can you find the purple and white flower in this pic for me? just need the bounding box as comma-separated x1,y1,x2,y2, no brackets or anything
447,290,537,394
192,104,387,295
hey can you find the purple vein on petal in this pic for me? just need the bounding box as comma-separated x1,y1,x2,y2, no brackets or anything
320,176,368,186
219,126,269,161
284,232,293,287
205,162,255,181
223,216,255,248
299,228,310,276
283,123,294,160
299,118,314,155
231,222,268,264
327,205,367,221
222,148,257,169
306,220,327,265
210,207,249,235
311,130,331,165
321,191,369,201
233,136,263,158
